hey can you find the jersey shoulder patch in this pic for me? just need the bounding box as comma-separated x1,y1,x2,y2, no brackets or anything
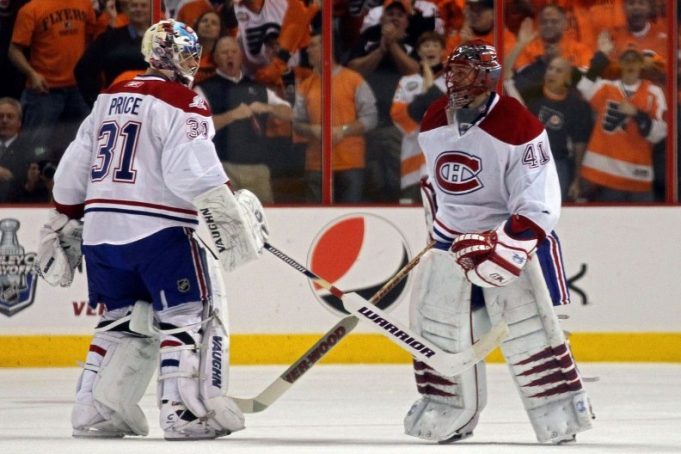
479,95,543,145
420,95,449,132
107,78,212,116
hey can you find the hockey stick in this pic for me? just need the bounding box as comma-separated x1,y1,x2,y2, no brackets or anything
232,241,434,413
261,242,509,378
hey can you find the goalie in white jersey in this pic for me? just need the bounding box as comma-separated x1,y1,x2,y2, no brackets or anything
36,19,269,440
404,40,594,444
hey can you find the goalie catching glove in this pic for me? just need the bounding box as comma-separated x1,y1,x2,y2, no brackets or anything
451,216,540,288
194,185,269,273
38,209,83,287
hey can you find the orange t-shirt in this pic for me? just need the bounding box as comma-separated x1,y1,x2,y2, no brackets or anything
12,0,97,88
297,67,367,172
609,20,668,64
514,38,593,70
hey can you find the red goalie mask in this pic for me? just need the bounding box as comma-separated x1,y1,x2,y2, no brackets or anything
445,40,501,109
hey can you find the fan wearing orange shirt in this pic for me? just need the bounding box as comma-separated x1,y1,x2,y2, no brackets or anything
511,4,591,72
293,30,378,203
8,0,101,156
605,0,667,83
444,0,516,60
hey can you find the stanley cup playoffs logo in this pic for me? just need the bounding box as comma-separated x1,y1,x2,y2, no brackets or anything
0,219,39,317
308,214,412,316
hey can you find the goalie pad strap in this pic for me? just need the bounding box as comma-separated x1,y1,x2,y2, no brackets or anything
194,185,259,272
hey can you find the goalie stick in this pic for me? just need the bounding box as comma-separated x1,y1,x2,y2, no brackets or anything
232,241,434,413
260,243,509,380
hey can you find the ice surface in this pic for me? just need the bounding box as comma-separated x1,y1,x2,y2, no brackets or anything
1,364,679,453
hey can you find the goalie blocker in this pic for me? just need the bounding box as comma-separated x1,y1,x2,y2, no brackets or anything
194,185,269,272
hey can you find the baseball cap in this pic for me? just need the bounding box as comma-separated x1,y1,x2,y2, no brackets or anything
619,48,644,62
384,0,412,14
467,0,494,8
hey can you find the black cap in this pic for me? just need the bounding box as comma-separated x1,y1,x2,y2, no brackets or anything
467,0,494,9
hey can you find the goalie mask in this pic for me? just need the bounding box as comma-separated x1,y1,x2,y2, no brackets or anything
445,40,501,109
142,19,202,87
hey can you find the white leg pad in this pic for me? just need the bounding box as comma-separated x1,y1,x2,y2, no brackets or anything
484,259,594,443
158,302,244,440
404,250,488,442
72,308,158,438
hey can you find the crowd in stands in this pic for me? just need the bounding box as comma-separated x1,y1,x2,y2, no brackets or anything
0,0,677,204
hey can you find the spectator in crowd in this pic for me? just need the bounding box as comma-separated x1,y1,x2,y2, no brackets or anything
575,48,667,202
193,10,229,85
605,0,667,83
75,0,152,107
216,0,240,38
334,0,373,59
195,36,292,203
390,31,446,202
348,0,419,202
0,97,42,202
510,4,592,72
10,160,54,203
0,0,29,100
93,0,127,30
504,24,594,200
176,0,214,28
437,0,464,39
444,0,516,57
361,0,446,48
233,0,319,86
8,0,101,159
293,30,378,203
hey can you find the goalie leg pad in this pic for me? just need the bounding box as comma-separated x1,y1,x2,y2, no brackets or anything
157,301,244,440
72,305,158,438
483,259,593,443
404,250,489,442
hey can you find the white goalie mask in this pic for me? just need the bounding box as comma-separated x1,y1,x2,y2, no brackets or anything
141,19,202,88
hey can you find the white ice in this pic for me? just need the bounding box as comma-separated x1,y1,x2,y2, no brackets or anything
1,364,680,454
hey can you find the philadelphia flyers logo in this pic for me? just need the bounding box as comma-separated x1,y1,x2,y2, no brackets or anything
434,151,483,195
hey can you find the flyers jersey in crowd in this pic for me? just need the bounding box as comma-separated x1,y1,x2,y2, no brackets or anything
579,78,667,192
234,0,311,70
391,72,446,190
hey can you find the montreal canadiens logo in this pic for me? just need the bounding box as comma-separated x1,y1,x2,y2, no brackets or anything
308,214,411,316
435,151,483,194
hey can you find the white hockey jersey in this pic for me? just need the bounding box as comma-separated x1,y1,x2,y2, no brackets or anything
418,93,561,243
53,75,228,246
